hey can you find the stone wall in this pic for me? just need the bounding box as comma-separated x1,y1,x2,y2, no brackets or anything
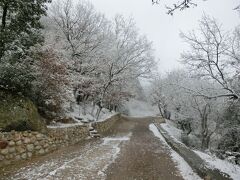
47,125,89,147
0,114,120,168
93,113,120,135
0,131,56,167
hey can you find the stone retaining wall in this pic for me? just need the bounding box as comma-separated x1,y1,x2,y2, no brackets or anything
93,114,120,135
0,114,120,168
0,131,56,167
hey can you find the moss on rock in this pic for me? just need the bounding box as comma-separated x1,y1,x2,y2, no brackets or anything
0,90,46,132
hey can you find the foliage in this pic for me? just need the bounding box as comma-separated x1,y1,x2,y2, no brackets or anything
32,48,68,118
0,0,51,94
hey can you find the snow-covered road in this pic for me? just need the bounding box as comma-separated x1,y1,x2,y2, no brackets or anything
1,134,131,180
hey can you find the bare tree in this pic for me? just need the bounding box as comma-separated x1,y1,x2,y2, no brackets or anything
152,0,198,15
152,1,240,15
181,15,239,100
191,97,218,149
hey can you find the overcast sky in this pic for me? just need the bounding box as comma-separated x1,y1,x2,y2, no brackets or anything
88,0,239,74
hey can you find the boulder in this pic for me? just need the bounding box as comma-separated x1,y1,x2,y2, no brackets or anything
0,90,46,133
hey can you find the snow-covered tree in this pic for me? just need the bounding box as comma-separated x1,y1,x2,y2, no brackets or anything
0,0,51,94
150,70,225,149
181,15,240,100
94,15,155,119
45,0,155,119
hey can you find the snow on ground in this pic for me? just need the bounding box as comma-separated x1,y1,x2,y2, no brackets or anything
9,134,132,180
124,99,158,117
68,104,117,122
160,121,240,180
149,124,202,180
48,104,117,128
194,150,240,180
160,121,182,141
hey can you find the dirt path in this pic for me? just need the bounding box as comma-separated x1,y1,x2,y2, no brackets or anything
105,117,183,180
0,117,184,180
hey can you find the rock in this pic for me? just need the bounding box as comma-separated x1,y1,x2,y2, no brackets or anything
16,146,25,153
26,144,34,152
0,140,8,149
30,137,36,142
8,147,16,153
35,145,41,150
21,153,27,159
38,149,45,155
8,141,15,146
0,155,4,161
16,140,22,146
34,141,39,146
15,155,21,160
0,90,47,133
39,140,45,146
6,154,13,160
36,134,44,140
23,138,31,144
23,132,29,137
1,148,8,155
27,152,32,158
14,134,22,141
43,143,49,148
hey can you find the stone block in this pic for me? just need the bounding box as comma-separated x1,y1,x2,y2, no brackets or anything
1,148,8,155
16,146,25,153
27,152,32,158
16,140,22,146
21,153,27,159
26,144,34,152
38,149,45,155
23,138,31,144
15,155,21,160
8,141,15,146
8,147,16,153
35,145,41,150
0,140,8,149
0,155,4,161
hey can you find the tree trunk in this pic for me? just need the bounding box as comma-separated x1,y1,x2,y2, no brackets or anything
158,103,164,117
201,135,210,150
0,3,8,60
82,101,86,115
91,102,96,115
96,107,102,121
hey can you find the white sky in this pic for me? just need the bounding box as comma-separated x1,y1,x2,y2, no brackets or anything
88,0,240,74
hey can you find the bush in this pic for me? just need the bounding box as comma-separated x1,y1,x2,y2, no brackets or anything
218,127,240,153
0,61,35,95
